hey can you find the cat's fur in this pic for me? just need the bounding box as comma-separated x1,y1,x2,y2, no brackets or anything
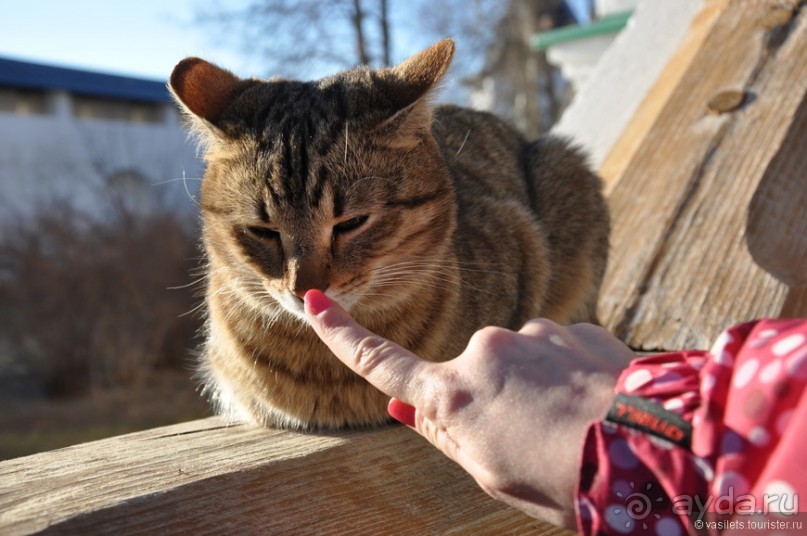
169,39,610,430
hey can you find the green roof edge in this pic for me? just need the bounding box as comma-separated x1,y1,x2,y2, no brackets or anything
532,10,634,51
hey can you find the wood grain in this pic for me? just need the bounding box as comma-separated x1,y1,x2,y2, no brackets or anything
0,417,567,535
599,0,807,350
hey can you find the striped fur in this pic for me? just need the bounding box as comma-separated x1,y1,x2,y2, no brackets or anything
169,40,610,429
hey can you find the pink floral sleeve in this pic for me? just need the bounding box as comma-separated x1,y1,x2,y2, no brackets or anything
576,319,807,535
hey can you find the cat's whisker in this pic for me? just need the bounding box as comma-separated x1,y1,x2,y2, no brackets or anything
369,272,477,292
353,291,401,303
167,275,208,291
369,260,476,276
377,263,504,274
375,258,513,275
179,299,210,318
456,129,471,156
181,305,205,319
369,269,498,297
152,176,204,185
154,168,204,208
344,122,349,164
375,278,494,297
182,168,204,208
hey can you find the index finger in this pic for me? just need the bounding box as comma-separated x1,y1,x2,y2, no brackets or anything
304,290,432,405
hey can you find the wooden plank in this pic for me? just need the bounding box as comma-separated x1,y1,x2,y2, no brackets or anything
0,417,566,535
599,0,807,350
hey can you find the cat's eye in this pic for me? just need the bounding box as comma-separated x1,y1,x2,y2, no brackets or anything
333,215,369,235
245,226,280,242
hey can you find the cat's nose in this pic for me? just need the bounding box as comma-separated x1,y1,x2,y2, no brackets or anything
292,286,328,300
290,260,330,301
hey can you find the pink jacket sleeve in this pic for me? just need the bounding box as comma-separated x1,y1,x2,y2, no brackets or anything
576,319,807,535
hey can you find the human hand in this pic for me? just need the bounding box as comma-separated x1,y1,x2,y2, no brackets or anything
304,290,635,529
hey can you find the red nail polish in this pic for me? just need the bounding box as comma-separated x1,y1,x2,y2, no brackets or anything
305,289,333,315
388,398,416,427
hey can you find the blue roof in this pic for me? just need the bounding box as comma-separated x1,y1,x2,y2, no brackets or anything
0,56,171,103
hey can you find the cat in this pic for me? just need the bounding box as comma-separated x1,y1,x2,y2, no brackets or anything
169,39,610,430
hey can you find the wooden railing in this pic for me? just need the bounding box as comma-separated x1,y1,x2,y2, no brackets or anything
0,417,566,535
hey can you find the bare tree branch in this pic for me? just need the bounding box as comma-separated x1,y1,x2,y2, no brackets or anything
196,0,389,78
379,0,391,66
195,0,574,132
351,0,370,65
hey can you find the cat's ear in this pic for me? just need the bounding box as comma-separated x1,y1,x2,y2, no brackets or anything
169,58,256,140
373,39,455,145
385,38,455,109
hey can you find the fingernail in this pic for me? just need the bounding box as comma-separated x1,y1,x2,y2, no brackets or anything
388,398,416,427
304,289,333,315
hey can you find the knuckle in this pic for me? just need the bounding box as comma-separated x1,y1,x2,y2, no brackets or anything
571,322,609,337
569,322,618,347
475,467,513,499
351,335,398,377
419,366,470,421
468,325,515,351
521,317,559,335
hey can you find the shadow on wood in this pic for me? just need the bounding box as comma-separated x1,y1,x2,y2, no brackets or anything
745,88,807,290
0,418,565,535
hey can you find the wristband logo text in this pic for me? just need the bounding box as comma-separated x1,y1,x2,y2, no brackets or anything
613,401,686,441
606,393,692,449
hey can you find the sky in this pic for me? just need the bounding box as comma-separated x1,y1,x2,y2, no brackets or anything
0,0,591,82
0,0,256,80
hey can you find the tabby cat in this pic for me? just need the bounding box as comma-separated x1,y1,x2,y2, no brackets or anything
169,39,610,430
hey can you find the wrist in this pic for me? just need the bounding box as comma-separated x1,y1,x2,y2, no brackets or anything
553,373,617,516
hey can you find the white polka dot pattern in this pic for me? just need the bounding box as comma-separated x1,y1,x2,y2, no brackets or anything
576,319,807,536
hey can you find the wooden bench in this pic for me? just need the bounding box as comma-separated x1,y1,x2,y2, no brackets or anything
2,1,804,533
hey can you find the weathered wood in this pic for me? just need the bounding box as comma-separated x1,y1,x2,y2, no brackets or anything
599,0,807,350
0,417,566,535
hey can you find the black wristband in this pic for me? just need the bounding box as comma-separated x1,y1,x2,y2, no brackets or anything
606,393,693,450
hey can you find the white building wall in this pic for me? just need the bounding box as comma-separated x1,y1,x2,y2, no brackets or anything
552,0,704,169
0,93,204,225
